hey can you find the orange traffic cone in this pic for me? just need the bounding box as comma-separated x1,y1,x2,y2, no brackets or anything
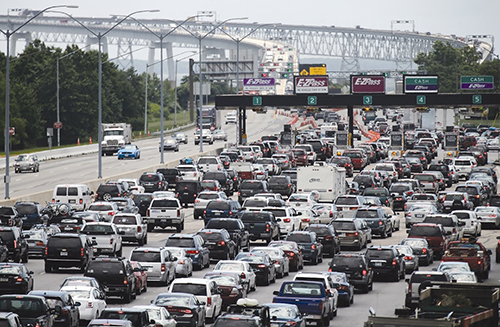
139,131,142,138
89,137,92,144
77,138,80,145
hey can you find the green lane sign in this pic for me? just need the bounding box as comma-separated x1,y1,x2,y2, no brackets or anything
416,95,426,105
472,95,482,104
404,75,439,93
252,96,262,106
363,96,372,105
308,96,317,105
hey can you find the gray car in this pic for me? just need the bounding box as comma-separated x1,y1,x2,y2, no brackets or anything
129,247,177,285
14,154,39,173
393,244,419,273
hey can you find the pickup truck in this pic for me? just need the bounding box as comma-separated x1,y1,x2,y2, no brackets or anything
272,281,332,327
146,198,185,232
441,239,492,281
80,222,123,256
111,213,148,246
404,194,440,212
240,211,280,243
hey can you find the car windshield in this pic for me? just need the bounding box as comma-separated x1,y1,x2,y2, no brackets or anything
198,194,221,200
364,189,388,196
331,256,363,267
205,275,238,286
390,185,409,192
63,289,91,299
415,175,434,182
402,239,426,248
88,204,113,211
206,202,230,210
445,194,464,201
366,249,394,259
198,232,223,242
240,212,271,222
215,262,244,271
82,225,113,234
475,207,495,213
240,182,264,190
151,200,178,208
331,221,355,230
244,200,267,207
0,265,22,275
305,226,329,236
14,205,37,215
87,261,122,274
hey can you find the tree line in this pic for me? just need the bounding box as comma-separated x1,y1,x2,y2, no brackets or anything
0,40,231,150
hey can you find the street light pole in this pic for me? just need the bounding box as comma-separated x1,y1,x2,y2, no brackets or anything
0,4,78,199
174,52,197,127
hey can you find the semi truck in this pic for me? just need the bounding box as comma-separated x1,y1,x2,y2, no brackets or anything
101,123,132,156
296,164,346,203
200,106,222,131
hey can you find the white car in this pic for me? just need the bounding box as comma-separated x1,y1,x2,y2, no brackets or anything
311,204,337,224
262,206,302,237
253,164,268,180
176,164,203,182
152,191,176,199
287,193,317,208
474,206,500,228
451,210,481,237
453,157,477,180
242,197,269,211
213,260,257,293
197,156,223,173
133,305,177,327
405,203,439,228
118,178,145,194
225,111,237,124
169,278,223,321
60,286,106,321
238,146,257,163
86,201,120,222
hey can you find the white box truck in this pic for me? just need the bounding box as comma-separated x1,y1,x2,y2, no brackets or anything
296,165,346,203
101,123,132,156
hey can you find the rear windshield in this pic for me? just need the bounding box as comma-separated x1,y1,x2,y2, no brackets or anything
331,256,364,266
240,181,264,190
390,185,409,192
415,175,434,182
331,221,355,230
134,194,152,202
140,174,160,182
456,187,478,195
130,250,161,262
112,216,136,225
206,219,240,230
286,234,312,243
305,226,329,236
198,232,223,242
171,283,207,296
453,212,470,219
244,200,267,207
82,225,114,234
366,249,394,259
335,197,358,205
100,312,141,326
49,237,81,248
14,205,37,215
198,194,221,200
96,185,118,193
445,194,464,201
198,158,218,165
0,298,46,317
165,238,195,248
240,212,272,222
364,189,388,196
88,204,113,211
0,231,14,242
262,209,286,217
454,160,471,165
355,210,380,219
269,177,289,184
0,208,15,215
206,202,230,210
409,226,442,237
87,261,123,274
151,200,178,208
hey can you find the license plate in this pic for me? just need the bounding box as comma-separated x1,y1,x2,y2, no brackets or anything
64,227,73,230
309,322,317,326
60,251,68,256
69,199,76,204
416,214,423,218
161,219,167,222
271,324,279,327
0,278,8,282
374,262,383,267
338,233,346,237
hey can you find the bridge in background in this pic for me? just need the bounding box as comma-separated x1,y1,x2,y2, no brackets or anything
0,14,493,82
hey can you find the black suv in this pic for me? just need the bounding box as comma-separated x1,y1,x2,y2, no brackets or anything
0,227,28,263
205,218,250,252
268,176,295,198
0,207,23,229
84,256,138,303
44,233,95,273
132,193,154,217
95,183,128,201
14,202,44,230
354,207,393,239
238,180,269,204
197,229,237,260
365,246,405,282
203,171,234,197
157,168,183,189
285,231,323,265
28,290,80,327
304,224,341,258
139,172,168,193
329,253,374,293
428,163,453,187
175,180,203,207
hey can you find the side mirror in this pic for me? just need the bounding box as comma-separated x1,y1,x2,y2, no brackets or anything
74,302,81,307
119,231,125,235
273,291,279,295
55,305,62,314
92,240,98,246
171,257,177,261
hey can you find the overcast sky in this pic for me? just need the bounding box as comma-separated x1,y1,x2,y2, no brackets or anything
0,0,499,60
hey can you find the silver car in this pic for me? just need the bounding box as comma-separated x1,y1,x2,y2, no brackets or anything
452,210,481,237
474,206,500,228
193,191,227,220
393,245,419,274
405,203,438,228
250,247,290,278
129,247,177,285
164,247,193,278
14,154,39,173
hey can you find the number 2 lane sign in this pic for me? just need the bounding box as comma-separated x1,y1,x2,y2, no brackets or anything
308,96,317,105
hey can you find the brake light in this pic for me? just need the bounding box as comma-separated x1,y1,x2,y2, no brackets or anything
266,224,270,232
257,264,267,268
217,241,226,246
311,244,316,249
404,256,412,260
123,277,128,285
13,241,17,249
362,269,367,276
240,272,246,279
392,259,397,266
378,220,383,225
195,199,200,203
284,218,291,223
187,250,199,255
45,247,48,256
422,248,427,254
108,212,115,216
161,263,166,272
81,247,84,257
177,209,181,217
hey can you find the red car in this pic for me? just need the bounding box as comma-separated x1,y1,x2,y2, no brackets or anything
130,261,148,295
291,148,308,166
343,150,367,170
203,271,247,306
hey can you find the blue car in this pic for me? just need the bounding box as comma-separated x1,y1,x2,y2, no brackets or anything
117,144,140,159
265,303,306,327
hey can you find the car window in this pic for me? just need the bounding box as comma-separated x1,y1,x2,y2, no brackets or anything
171,283,207,295
165,238,195,248
87,261,123,274
130,250,161,262
151,200,178,208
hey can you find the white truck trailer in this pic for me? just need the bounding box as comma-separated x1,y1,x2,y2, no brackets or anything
101,123,132,156
296,165,346,203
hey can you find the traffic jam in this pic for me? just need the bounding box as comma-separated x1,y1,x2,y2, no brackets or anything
1,107,500,327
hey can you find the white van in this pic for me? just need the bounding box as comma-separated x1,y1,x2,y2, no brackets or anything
52,184,93,211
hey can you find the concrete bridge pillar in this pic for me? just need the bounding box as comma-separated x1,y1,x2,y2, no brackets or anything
10,32,31,55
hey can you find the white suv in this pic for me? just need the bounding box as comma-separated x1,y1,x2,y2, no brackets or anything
454,157,477,180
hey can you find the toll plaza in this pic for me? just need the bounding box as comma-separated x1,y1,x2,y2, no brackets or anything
215,93,500,146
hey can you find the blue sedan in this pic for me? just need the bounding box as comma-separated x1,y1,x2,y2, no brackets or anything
117,144,140,159
325,271,355,307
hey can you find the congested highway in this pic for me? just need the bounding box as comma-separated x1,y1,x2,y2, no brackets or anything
2,108,500,327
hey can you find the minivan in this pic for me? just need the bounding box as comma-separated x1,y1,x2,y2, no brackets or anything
52,184,93,211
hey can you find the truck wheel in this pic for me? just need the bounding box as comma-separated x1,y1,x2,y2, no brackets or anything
147,225,154,232
176,223,182,232
323,315,330,326
138,237,144,246
102,193,112,201
21,251,28,263
44,263,52,273
496,253,500,263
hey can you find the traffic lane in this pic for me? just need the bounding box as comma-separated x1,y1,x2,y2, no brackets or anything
1,110,286,198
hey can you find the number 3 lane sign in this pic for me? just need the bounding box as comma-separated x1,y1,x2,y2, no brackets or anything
363,96,372,105
308,96,317,105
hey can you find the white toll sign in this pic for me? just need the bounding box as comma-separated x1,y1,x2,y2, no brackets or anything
243,78,275,91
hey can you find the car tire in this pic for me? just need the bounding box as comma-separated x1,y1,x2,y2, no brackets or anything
362,284,369,294
138,237,144,246
116,247,122,257
21,251,28,263
13,253,20,263
44,263,52,273
102,193,112,201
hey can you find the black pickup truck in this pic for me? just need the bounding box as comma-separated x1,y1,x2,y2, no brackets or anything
240,211,280,244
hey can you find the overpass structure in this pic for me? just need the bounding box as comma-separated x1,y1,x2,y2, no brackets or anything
0,14,490,82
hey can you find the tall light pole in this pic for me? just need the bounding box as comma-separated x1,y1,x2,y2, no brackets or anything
182,17,248,152
50,9,159,178
174,52,198,127
0,4,78,199
125,15,210,164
